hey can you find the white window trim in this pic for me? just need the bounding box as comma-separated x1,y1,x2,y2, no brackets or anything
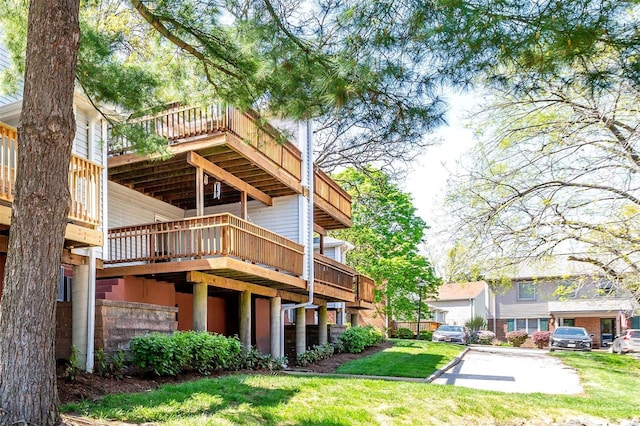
517,282,536,301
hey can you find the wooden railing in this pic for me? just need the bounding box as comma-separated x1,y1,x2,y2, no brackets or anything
314,253,355,292
355,274,376,303
315,168,352,219
0,122,101,227
107,104,302,180
106,213,305,276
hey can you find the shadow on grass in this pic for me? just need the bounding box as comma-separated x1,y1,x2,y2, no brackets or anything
63,375,299,424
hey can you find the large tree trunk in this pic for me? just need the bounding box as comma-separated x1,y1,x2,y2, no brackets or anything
0,0,80,424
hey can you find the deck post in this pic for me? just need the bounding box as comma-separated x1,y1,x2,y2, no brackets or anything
270,296,281,358
318,304,328,345
240,290,252,351
72,264,89,370
295,306,306,355
193,282,208,331
350,312,359,327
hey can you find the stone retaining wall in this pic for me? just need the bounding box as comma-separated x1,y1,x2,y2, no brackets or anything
95,299,178,354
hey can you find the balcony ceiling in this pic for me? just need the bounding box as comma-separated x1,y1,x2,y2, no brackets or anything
108,143,296,210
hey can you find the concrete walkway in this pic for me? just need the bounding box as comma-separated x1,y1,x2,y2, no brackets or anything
431,346,584,394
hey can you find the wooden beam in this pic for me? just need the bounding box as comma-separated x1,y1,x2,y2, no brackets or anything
313,282,355,302
187,271,277,297
196,166,204,216
0,205,103,248
187,151,272,206
97,256,307,289
64,223,104,247
108,134,227,168
276,289,327,306
240,191,247,220
225,134,303,194
314,223,327,236
314,197,352,228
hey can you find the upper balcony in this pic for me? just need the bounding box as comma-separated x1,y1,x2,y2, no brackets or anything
101,213,370,303
0,122,102,248
107,104,351,230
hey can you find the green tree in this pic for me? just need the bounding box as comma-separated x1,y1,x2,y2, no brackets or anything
443,79,640,301
332,167,440,321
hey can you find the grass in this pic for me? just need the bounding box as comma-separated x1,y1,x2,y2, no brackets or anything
62,343,640,425
335,339,464,377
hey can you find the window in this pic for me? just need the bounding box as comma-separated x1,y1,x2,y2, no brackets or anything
518,282,536,300
563,318,575,326
506,318,549,335
57,266,72,302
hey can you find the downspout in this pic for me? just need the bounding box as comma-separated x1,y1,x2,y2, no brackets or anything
281,120,315,357
85,248,96,372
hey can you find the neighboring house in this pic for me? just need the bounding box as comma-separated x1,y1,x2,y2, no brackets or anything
0,47,375,369
426,281,490,326
487,257,640,348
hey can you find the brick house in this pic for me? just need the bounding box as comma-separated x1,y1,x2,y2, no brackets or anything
488,257,640,348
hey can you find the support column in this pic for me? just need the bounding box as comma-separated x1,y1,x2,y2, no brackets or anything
270,297,281,358
318,304,328,345
240,290,252,351
350,312,359,327
336,306,344,325
72,264,89,370
296,306,306,355
193,282,208,331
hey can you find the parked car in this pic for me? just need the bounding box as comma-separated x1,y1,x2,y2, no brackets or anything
432,325,469,344
611,329,640,354
549,326,592,352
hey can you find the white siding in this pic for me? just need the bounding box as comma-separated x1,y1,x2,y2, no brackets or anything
186,194,301,242
249,195,300,241
72,108,90,159
108,181,184,228
428,300,475,326
0,43,21,106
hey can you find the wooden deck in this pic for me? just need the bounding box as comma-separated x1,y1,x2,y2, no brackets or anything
0,122,103,247
103,213,361,302
107,104,351,230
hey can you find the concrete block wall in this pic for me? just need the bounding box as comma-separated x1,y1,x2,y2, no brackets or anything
94,299,178,354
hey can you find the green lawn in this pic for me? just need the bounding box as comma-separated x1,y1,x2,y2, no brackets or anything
62,344,640,425
336,339,464,377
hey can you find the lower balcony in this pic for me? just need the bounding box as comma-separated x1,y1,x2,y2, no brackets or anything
0,122,103,248
102,213,362,303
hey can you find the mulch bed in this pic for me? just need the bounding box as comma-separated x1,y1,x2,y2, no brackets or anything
57,341,395,405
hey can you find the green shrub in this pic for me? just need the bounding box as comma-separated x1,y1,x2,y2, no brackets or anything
506,331,528,347
396,327,414,339
130,331,243,376
473,330,496,345
339,326,384,353
465,316,488,332
418,330,433,340
296,343,335,367
532,331,551,349
130,333,181,376
94,348,126,378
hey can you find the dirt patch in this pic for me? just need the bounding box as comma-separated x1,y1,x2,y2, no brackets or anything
57,341,394,405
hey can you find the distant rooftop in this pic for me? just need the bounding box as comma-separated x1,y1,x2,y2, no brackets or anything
428,281,487,301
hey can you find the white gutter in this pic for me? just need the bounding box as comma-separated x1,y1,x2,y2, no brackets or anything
86,248,96,372
281,120,315,356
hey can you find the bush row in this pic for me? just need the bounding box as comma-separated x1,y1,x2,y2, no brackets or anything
338,325,384,353
130,331,286,376
296,343,335,366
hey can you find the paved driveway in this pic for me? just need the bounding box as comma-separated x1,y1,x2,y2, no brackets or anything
431,346,583,394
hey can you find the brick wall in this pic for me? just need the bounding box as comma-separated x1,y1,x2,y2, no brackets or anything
575,317,601,348
94,299,178,355
55,302,72,360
